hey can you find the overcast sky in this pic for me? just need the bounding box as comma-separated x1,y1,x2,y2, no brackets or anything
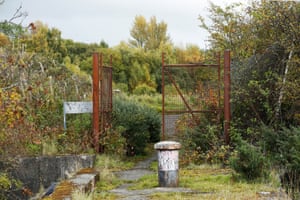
0,0,242,48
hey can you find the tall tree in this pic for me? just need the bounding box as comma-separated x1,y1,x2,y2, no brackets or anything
129,15,147,48
199,2,251,57
199,0,300,127
129,15,170,50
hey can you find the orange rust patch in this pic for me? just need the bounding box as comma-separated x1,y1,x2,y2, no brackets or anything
76,167,98,175
44,181,75,200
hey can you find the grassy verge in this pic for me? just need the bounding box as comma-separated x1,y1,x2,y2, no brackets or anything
127,163,282,200
91,152,283,200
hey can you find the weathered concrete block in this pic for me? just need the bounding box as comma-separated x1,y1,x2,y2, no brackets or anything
45,169,100,199
9,154,95,199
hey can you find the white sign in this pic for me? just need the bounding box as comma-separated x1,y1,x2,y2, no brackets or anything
63,101,93,129
64,102,93,114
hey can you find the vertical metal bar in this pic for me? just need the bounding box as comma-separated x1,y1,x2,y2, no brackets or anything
217,52,221,109
99,53,103,137
109,68,113,120
109,57,113,125
92,52,100,152
224,50,231,144
217,52,221,123
110,55,113,124
63,102,66,129
162,52,165,140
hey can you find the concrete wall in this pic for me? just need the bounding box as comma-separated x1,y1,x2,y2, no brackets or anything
9,154,95,199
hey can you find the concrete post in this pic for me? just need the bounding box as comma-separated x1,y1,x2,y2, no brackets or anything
154,141,181,187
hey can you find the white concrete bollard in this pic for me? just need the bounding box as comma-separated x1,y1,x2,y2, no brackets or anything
154,141,181,187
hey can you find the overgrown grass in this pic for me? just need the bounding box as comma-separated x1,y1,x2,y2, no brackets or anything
90,144,284,200
95,154,133,177
93,154,134,199
128,173,158,190
86,150,288,200
71,190,93,200
125,163,282,200
119,93,189,113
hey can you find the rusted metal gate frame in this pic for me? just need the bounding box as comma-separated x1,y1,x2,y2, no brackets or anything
162,50,231,144
92,53,113,152
224,50,231,144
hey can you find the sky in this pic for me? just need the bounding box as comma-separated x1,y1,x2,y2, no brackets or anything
0,0,242,48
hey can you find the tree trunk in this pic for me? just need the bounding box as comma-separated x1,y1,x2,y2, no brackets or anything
275,48,293,121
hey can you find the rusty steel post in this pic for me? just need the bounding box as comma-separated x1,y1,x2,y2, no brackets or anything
224,50,231,144
216,52,221,123
217,52,221,109
109,55,113,121
162,52,165,140
92,53,100,152
99,53,104,140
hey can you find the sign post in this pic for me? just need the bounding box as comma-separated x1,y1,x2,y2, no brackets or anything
224,50,231,144
93,53,100,152
63,102,93,129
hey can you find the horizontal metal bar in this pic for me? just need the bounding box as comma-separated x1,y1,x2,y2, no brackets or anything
164,109,223,114
164,63,219,68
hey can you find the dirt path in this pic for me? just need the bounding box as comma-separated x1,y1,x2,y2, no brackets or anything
110,153,194,200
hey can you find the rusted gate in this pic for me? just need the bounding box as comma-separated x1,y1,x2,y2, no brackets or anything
162,50,230,144
92,53,113,152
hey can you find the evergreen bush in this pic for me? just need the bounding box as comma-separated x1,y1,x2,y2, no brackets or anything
112,95,161,155
262,126,300,198
229,141,269,180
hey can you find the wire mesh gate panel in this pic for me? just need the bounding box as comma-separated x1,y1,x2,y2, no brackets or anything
161,52,223,140
101,66,113,131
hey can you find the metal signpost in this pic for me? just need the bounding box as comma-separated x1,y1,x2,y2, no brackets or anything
63,102,93,129
63,53,112,153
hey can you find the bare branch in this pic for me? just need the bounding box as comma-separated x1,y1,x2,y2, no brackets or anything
1,83,19,91
9,4,22,22
8,4,28,24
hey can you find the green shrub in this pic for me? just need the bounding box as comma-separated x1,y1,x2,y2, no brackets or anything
0,172,22,200
229,141,269,180
113,83,128,93
262,126,300,198
100,126,127,156
112,95,161,155
132,84,156,95
176,115,230,165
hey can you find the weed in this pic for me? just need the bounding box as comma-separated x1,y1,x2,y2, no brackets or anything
71,189,93,200
128,173,158,190
94,154,134,193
